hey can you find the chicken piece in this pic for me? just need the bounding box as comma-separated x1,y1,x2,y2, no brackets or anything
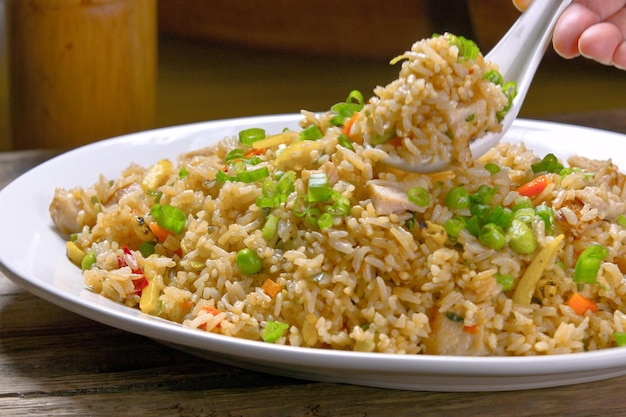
366,179,430,215
49,187,87,234
445,100,493,166
568,155,626,189
425,312,489,356
575,186,626,221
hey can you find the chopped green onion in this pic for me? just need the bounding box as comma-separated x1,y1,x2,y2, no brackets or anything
484,162,501,174
256,172,295,209
465,216,481,237
370,125,396,145
445,186,471,209
471,185,497,205
178,167,189,179
326,191,351,216
574,244,609,284
331,91,364,117
305,207,323,228
307,173,333,203
236,166,270,183
262,321,289,343
560,167,594,179
216,170,235,183
346,90,365,107
535,205,555,229
330,90,365,123
614,332,626,347
239,127,266,145
483,69,504,85
486,206,513,229
617,214,626,228
507,219,537,254
235,248,263,275
495,273,514,291
479,223,506,250
444,34,479,61
261,214,279,240
470,203,491,222
531,153,564,174
513,207,536,223
498,80,518,121
299,124,323,141
512,196,533,211
276,170,296,197
317,212,334,230
139,241,157,258
337,133,354,150
225,148,246,162
407,186,430,207
444,217,466,240
146,189,163,203
150,204,187,234
292,194,309,217
81,252,97,271
405,216,417,232
445,311,464,323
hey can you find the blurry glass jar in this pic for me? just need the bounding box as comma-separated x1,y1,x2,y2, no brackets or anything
7,0,157,150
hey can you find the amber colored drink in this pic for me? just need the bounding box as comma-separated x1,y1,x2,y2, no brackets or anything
7,0,157,150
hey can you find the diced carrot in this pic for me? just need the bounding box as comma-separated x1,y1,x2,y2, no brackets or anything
179,299,194,310
199,306,222,330
388,136,403,148
517,175,548,197
244,147,265,158
463,324,479,334
567,292,598,315
148,221,174,243
261,278,282,298
342,112,359,137
201,306,221,316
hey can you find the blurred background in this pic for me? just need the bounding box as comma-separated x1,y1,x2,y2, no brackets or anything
1,0,625,151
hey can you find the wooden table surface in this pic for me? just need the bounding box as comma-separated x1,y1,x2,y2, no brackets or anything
2,110,626,416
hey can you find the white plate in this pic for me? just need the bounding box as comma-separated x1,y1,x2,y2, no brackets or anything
2,115,626,392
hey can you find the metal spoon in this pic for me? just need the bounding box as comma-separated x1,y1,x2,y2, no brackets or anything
381,0,572,173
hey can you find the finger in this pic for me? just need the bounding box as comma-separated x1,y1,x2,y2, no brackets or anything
578,23,624,65
606,7,626,69
613,42,626,69
576,0,626,20
512,0,532,12
553,4,601,58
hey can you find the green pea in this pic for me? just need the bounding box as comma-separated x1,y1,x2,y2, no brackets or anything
81,252,97,271
445,186,471,209
479,223,506,250
236,248,263,275
507,219,537,254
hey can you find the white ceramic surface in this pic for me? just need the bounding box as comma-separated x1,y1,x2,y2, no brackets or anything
2,114,626,392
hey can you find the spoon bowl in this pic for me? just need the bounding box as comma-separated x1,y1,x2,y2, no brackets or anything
381,0,572,173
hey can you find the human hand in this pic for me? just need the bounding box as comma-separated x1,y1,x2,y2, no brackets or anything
513,0,626,69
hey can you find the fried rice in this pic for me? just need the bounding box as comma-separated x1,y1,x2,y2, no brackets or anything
49,34,626,356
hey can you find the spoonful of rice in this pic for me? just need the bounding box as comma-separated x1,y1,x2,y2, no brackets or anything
354,0,572,173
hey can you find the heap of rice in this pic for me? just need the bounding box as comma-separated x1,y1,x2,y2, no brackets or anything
50,35,626,356
353,33,511,168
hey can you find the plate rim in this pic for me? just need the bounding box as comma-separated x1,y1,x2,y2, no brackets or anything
2,115,626,391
